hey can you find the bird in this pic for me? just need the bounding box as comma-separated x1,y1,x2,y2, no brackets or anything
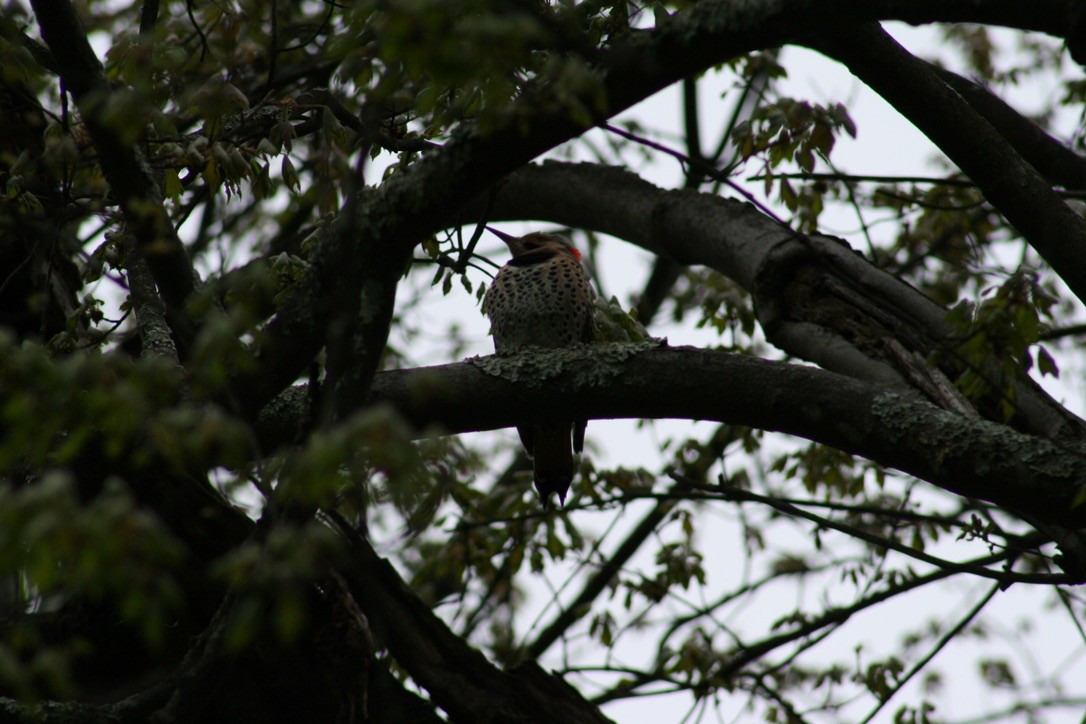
483,227,596,505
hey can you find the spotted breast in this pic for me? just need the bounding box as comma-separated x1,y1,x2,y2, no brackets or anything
483,229,595,504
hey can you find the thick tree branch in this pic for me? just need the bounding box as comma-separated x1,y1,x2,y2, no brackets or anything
465,161,1086,442
351,346,1086,531
805,22,1086,305
928,65,1086,190
123,234,180,365
0,689,168,724
330,513,613,723
314,166,403,425
30,0,198,325
235,0,1074,415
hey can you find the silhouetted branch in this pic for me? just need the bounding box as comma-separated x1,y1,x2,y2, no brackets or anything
806,23,1086,306
31,0,199,334
330,511,614,723
464,160,1086,442
234,1,1068,416
592,541,1033,705
524,484,683,660
344,346,1086,533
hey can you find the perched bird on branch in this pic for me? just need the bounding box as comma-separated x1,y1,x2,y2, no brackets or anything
483,227,596,505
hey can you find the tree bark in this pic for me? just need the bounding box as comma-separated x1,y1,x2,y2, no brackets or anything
255,345,1086,535
233,1,1075,415
463,161,1086,442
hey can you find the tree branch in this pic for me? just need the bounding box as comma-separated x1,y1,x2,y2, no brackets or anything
329,512,614,723
233,0,1073,415
858,581,1000,724
701,478,1067,585
464,161,1086,442
927,65,1086,190
804,22,1086,305
341,346,1086,531
592,541,1018,705
524,484,683,661
30,0,199,329
123,233,181,365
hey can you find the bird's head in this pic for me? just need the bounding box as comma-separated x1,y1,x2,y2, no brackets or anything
486,226,582,262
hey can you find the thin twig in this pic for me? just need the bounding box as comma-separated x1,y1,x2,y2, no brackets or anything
858,581,1000,724
680,475,1064,586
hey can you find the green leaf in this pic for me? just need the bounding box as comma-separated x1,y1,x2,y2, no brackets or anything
281,155,299,192
1037,345,1059,377
163,168,183,203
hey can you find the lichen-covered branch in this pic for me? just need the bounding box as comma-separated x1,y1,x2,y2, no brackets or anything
346,346,1086,532
234,0,1072,416
463,161,1086,442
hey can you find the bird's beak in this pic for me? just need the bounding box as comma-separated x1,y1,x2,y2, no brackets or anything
485,225,518,245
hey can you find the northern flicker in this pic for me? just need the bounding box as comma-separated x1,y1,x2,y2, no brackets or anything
483,227,595,505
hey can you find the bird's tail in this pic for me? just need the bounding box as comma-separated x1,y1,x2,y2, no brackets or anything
532,424,575,505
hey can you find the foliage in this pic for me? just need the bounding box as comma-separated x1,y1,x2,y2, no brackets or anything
1,1,1085,722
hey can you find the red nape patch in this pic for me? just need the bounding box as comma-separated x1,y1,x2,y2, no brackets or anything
565,246,583,262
